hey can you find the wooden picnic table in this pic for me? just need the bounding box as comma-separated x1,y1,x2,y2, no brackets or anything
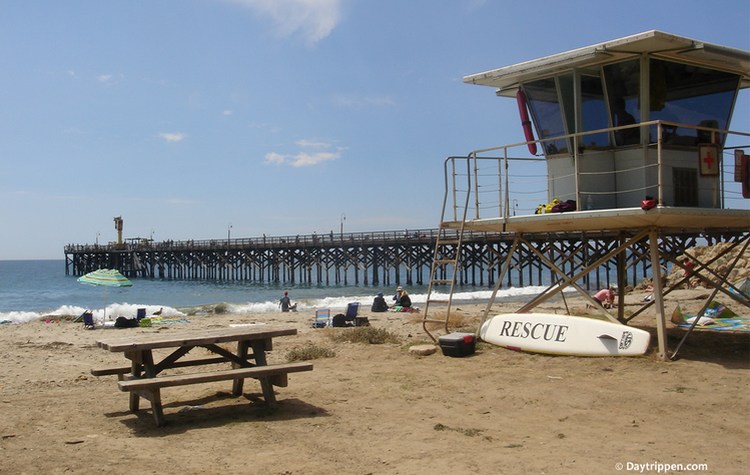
93,325,313,427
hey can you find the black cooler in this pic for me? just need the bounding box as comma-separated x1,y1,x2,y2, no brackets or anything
438,332,476,357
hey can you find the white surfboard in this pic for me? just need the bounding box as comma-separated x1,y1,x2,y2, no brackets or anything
479,313,651,356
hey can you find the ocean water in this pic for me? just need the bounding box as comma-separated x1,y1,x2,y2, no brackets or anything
0,259,548,324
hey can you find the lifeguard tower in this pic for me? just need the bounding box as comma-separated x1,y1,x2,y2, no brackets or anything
422,31,750,360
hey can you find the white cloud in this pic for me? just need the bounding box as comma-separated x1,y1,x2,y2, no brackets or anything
264,139,342,167
290,151,339,167
264,152,287,164
295,139,330,148
332,94,396,109
96,73,124,85
159,132,187,143
222,110,233,116
227,0,342,46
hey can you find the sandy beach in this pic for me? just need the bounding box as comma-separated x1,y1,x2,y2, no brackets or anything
1,289,748,474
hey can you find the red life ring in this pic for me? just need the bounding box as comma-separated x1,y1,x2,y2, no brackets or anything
516,89,537,155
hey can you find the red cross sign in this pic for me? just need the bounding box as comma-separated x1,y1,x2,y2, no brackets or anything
699,145,720,176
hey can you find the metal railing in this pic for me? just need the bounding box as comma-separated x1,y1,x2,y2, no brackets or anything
443,121,750,221
63,227,509,254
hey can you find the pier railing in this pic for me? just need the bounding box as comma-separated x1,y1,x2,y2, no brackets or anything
64,227,503,254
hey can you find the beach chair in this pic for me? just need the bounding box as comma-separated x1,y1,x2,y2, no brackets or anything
345,302,360,320
332,302,366,327
345,301,370,326
82,311,95,330
312,308,330,328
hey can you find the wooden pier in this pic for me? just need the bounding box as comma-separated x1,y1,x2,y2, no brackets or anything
64,227,713,290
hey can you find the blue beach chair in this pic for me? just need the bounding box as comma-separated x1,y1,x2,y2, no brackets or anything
346,301,369,326
332,302,363,327
345,302,360,320
312,308,330,328
82,311,95,330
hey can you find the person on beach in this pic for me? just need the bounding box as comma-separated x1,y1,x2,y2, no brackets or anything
682,258,699,288
392,286,412,308
371,292,388,312
592,287,615,308
279,291,297,312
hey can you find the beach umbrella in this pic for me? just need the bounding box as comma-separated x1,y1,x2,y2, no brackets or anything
77,269,132,322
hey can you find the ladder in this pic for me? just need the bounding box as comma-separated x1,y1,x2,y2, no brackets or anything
422,156,473,342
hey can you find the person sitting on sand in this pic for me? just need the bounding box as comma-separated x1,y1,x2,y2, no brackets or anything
393,286,412,308
371,292,388,312
592,287,616,309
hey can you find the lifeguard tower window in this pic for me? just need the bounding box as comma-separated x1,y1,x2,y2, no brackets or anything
580,74,610,148
673,167,699,207
604,60,641,147
522,56,741,157
525,78,569,155
649,59,739,147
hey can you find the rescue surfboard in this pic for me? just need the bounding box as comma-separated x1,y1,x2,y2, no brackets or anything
478,313,651,356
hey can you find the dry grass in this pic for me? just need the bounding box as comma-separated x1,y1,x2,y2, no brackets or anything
285,344,336,361
327,326,401,345
408,309,479,333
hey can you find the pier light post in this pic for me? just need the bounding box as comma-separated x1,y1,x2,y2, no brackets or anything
227,223,232,244
340,213,346,237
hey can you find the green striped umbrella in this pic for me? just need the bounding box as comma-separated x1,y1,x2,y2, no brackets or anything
78,269,132,322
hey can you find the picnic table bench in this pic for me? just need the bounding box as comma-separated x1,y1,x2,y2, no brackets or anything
92,325,312,427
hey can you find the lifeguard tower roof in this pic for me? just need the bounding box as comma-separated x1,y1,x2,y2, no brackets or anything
464,30,750,95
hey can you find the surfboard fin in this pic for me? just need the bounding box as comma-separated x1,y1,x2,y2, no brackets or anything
597,334,617,341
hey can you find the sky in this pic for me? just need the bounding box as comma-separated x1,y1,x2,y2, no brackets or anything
1,0,749,260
